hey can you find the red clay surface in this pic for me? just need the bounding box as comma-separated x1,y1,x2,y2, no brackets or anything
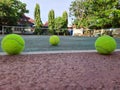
0,51,120,90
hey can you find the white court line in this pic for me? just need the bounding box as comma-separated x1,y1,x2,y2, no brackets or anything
0,49,120,55
22,50,97,55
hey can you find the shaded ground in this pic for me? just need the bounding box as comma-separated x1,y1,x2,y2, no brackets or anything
0,51,120,90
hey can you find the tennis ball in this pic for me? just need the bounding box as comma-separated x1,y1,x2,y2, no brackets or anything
95,35,117,55
1,34,25,55
49,35,60,46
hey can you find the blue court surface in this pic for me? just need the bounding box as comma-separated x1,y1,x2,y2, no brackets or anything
0,35,120,53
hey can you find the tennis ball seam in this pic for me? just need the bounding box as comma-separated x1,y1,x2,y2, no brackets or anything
2,38,24,47
96,46,111,54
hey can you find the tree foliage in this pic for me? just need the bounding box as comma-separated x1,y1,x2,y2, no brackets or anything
69,0,120,29
34,3,42,35
69,0,85,20
48,9,55,34
62,11,68,29
0,0,28,25
54,17,64,35
54,15,69,35
48,10,68,35
55,17,64,30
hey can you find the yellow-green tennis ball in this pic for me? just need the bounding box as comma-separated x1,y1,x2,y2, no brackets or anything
49,35,60,46
1,34,25,55
95,35,117,55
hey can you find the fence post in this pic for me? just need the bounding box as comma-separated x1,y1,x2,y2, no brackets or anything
2,26,4,35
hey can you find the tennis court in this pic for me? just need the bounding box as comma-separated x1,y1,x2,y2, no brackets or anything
0,35,120,53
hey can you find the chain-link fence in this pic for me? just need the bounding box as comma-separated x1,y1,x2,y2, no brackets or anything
0,25,34,35
1,26,120,37
0,25,71,36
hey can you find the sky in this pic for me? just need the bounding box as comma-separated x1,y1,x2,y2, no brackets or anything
19,0,73,25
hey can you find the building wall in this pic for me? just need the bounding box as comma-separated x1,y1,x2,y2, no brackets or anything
72,28,84,36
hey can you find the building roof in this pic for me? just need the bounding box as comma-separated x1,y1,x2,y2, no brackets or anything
43,21,48,27
18,15,35,26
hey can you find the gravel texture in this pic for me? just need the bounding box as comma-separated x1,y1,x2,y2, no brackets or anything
0,51,120,90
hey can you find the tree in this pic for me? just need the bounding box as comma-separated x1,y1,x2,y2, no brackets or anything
48,9,55,34
62,11,69,35
0,0,28,25
86,0,120,28
69,0,86,20
69,0,120,29
69,0,89,28
55,17,64,35
34,3,42,35
62,11,68,28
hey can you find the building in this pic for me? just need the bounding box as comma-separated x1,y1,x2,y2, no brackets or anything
0,15,35,34
72,28,84,36
18,15,35,27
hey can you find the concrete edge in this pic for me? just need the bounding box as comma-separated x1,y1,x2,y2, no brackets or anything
0,49,120,55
